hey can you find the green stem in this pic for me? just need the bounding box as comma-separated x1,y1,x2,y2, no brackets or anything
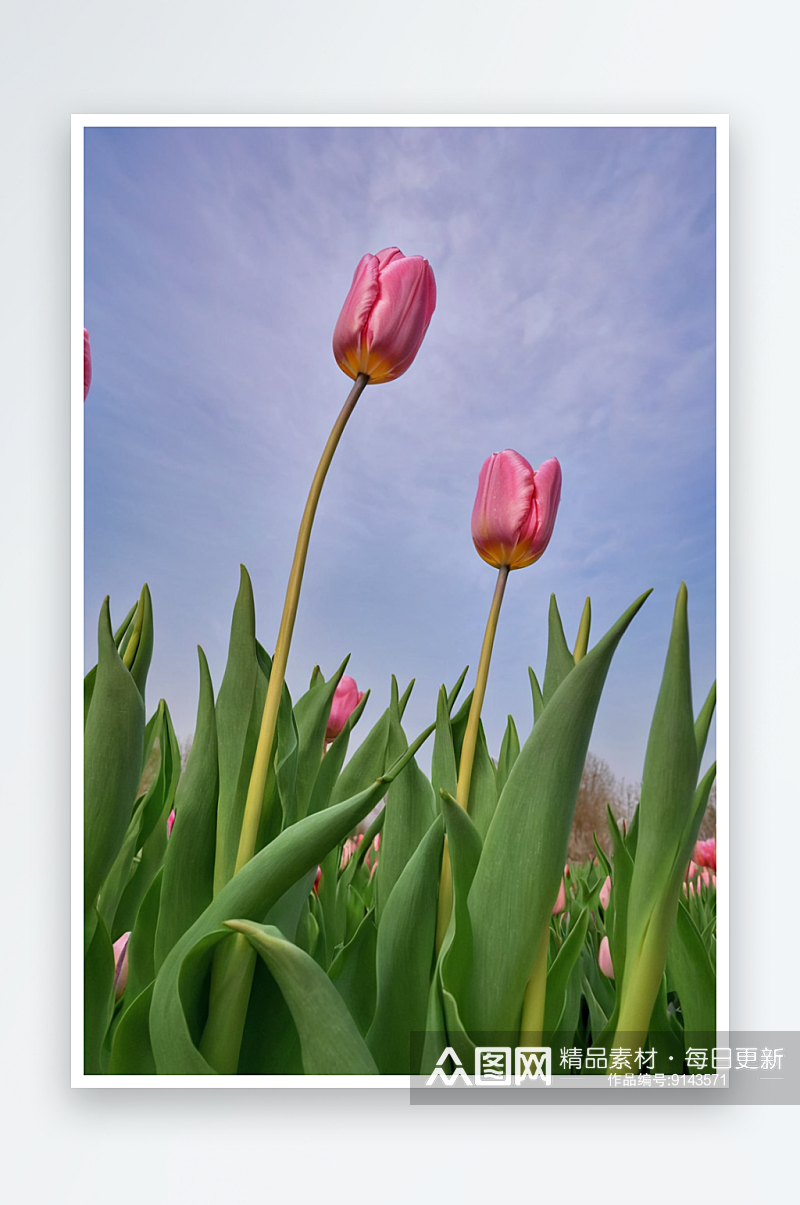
435,565,509,952
234,373,369,874
456,565,509,810
518,923,550,1044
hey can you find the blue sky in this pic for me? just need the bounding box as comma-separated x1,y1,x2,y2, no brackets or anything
83,124,716,786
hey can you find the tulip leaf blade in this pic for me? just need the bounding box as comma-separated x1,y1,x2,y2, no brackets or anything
225,921,378,1074
461,590,651,1036
108,983,157,1075
543,593,576,705
328,909,379,1037
366,816,444,1073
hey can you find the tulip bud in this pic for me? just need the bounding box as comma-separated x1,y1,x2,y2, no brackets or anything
325,675,364,744
598,935,614,979
693,837,716,871
551,877,567,914
83,328,92,401
112,932,130,1000
167,808,175,837
333,248,436,384
600,875,612,910
340,837,358,871
313,866,322,896
471,451,562,570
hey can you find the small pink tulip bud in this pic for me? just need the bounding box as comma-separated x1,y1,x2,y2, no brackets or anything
112,932,130,1000
167,808,175,837
313,866,322,896
340,837,358,871
712,874,717,888
471,451,562,570
598,935,614,979
83,328,92,401
687,861,698,880
600,875,612,910
333,248,436,384
693,837,716,871
552,877,567,914
325,675,364,744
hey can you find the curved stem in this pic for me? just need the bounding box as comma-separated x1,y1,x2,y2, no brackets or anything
456,564,509,810
234,372,369,874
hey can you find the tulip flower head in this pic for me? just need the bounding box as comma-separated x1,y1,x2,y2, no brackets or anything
600,875,612,910
325,675,364,744
598,935,614,979
83,328,92,401
167,808,175,838
333,248,436,384
471,451,562,570
112,932,130,1000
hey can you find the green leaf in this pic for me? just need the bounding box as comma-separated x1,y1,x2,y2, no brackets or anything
149,730,433,1074
430,686,457,809
155,649,219,968
306,691,369,818
84,908,114,1074
695,681,717,764
495,714,520,799
667,899,716,1046
543,594,576,705
292,658,350,819
366,817,444,1072
84,598,145,914
377,753,436,921
226,922,378,1074
125,868,163,1006
528,667,543,725
461,590,651,1036
124,584,154,706
465,722,497,840
543,907,591,1040
329,910,378,1037
108,983,156,1074
212,566,268,894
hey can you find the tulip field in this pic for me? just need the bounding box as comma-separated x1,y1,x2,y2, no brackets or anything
84,248,716,1077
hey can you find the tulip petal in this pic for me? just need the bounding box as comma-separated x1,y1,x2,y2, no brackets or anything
332,255,380,378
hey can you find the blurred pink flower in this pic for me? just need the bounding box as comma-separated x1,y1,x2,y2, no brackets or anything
326,676,364,744
112,932,130,999
598,935,614,979
693,837,716,871
552,877,567,914
471,451,562,571
599,875,612,910
167,808,175,837
333,247,436,384
313,866,322,896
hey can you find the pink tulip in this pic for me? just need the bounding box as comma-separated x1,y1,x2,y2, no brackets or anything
112,932,130,1000
313,866,322,896
598,935,614,979
600,875,612,910
326,675,364,744
471,451,562,571
333,247,436,385
552,877,567,914
712,874,717,888
693,837,716,871
167,808,175,837
83,328,92,401
340,837,358,871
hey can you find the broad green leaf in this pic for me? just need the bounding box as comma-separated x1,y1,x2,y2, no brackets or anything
149,726,433,1074
84,598,145,913
461,590,651,1036
695,681,717,765
155,648,219,968
366,817,444,1072
124,584,154,706
84,908,114,1074
125,868,163,1006
109,983,156,1074
238,953,303,1074
226,921,378,1074
465,723,497,840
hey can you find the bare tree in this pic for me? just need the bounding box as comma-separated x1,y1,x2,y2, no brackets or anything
568,752,639,862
